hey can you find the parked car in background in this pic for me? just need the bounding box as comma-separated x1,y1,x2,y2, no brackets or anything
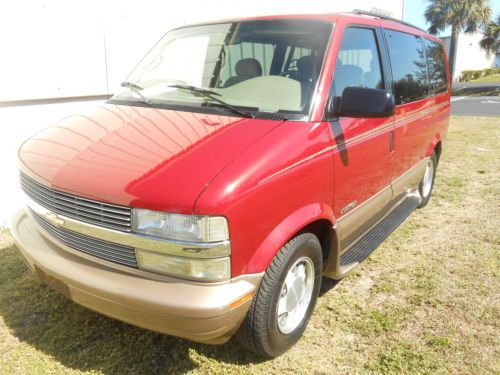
12,11,450,357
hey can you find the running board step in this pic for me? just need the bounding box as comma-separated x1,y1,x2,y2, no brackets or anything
339,195,420,274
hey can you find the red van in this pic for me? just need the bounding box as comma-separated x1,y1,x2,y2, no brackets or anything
12,11,450,357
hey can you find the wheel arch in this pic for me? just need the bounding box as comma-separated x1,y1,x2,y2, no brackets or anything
425,133,443,164
243,203,336,274
433,140,443,165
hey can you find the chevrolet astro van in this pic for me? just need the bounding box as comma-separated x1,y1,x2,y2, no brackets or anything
12,11,450,357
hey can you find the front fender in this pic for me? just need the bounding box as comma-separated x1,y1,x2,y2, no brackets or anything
194,120,335,278
243,203,335,274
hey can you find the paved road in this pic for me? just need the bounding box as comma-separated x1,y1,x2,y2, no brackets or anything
451,96,500,116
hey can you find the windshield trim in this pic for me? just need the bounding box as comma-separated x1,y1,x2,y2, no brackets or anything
166,18,334,34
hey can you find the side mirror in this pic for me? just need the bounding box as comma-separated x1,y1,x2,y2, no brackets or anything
326,87,395,119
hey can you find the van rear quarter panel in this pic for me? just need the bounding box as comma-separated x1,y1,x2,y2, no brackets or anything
391,92,450,183
418,93,450,160
378,20,451,168
194,121,335,277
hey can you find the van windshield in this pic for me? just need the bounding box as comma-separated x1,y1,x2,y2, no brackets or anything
111,20,333,119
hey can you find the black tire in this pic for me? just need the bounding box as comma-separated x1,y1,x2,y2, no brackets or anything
418,151,438,208
236,233,323,358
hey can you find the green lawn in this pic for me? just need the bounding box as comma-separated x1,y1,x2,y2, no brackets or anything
470,73,500,83
0,117,499,374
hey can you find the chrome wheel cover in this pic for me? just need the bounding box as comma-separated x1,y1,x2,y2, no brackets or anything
276,257,315,334
421,158,434,198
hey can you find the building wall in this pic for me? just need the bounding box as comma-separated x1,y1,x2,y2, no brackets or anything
1,0,403,102
442,32,497,82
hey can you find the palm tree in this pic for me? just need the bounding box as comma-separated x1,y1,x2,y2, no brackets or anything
480,16,500,55
425,0,492,81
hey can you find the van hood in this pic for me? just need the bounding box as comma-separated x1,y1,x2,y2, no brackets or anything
18,103,283,213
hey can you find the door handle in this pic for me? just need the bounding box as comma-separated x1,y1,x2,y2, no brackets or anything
389,131,394,153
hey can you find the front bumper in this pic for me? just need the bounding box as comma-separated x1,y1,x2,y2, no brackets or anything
11,209,262,344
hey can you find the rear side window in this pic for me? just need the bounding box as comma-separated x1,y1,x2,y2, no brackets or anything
384,29,429,105
332,27,384,96
424,39,448,95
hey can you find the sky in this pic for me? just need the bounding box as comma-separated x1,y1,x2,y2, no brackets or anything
403,0,500,36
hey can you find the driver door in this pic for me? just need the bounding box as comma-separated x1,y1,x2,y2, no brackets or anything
328,25,395,249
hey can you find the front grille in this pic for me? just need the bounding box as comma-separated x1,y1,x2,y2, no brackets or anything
31,209,138,268
20,173,131,232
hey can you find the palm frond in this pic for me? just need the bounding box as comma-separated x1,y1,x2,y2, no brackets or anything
480,16,500,54
424,0,492,34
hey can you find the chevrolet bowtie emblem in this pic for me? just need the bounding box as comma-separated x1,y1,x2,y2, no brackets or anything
44,212,65,227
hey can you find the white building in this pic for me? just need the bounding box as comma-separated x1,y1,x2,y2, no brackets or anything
0,0,403,102
441,32,499,82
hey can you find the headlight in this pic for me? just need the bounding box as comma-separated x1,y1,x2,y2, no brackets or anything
132,209,231,282
132,209,229,242
136,249,230,282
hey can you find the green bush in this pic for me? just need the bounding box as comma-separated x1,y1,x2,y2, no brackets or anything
460,70,482,81
482,68,500,76
460,68,500,82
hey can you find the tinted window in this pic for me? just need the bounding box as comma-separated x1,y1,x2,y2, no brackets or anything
384,30,429,104
332,27,384,96
424,39,448,95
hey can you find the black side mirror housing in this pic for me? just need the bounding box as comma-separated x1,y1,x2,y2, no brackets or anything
327,87,395,119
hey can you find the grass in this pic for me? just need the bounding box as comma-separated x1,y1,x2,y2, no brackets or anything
470,73,500,83
1,116,499,374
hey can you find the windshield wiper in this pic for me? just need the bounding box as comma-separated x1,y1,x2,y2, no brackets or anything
168,84,254,118
120,81,153,105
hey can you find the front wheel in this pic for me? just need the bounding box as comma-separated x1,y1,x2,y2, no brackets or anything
236,233,323,358
418,151,437,208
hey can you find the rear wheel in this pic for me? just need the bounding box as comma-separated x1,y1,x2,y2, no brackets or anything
418,151,437,208
236,233,322,358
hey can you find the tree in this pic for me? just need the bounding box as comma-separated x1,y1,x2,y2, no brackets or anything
425,0,492,81
480,16,500,55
